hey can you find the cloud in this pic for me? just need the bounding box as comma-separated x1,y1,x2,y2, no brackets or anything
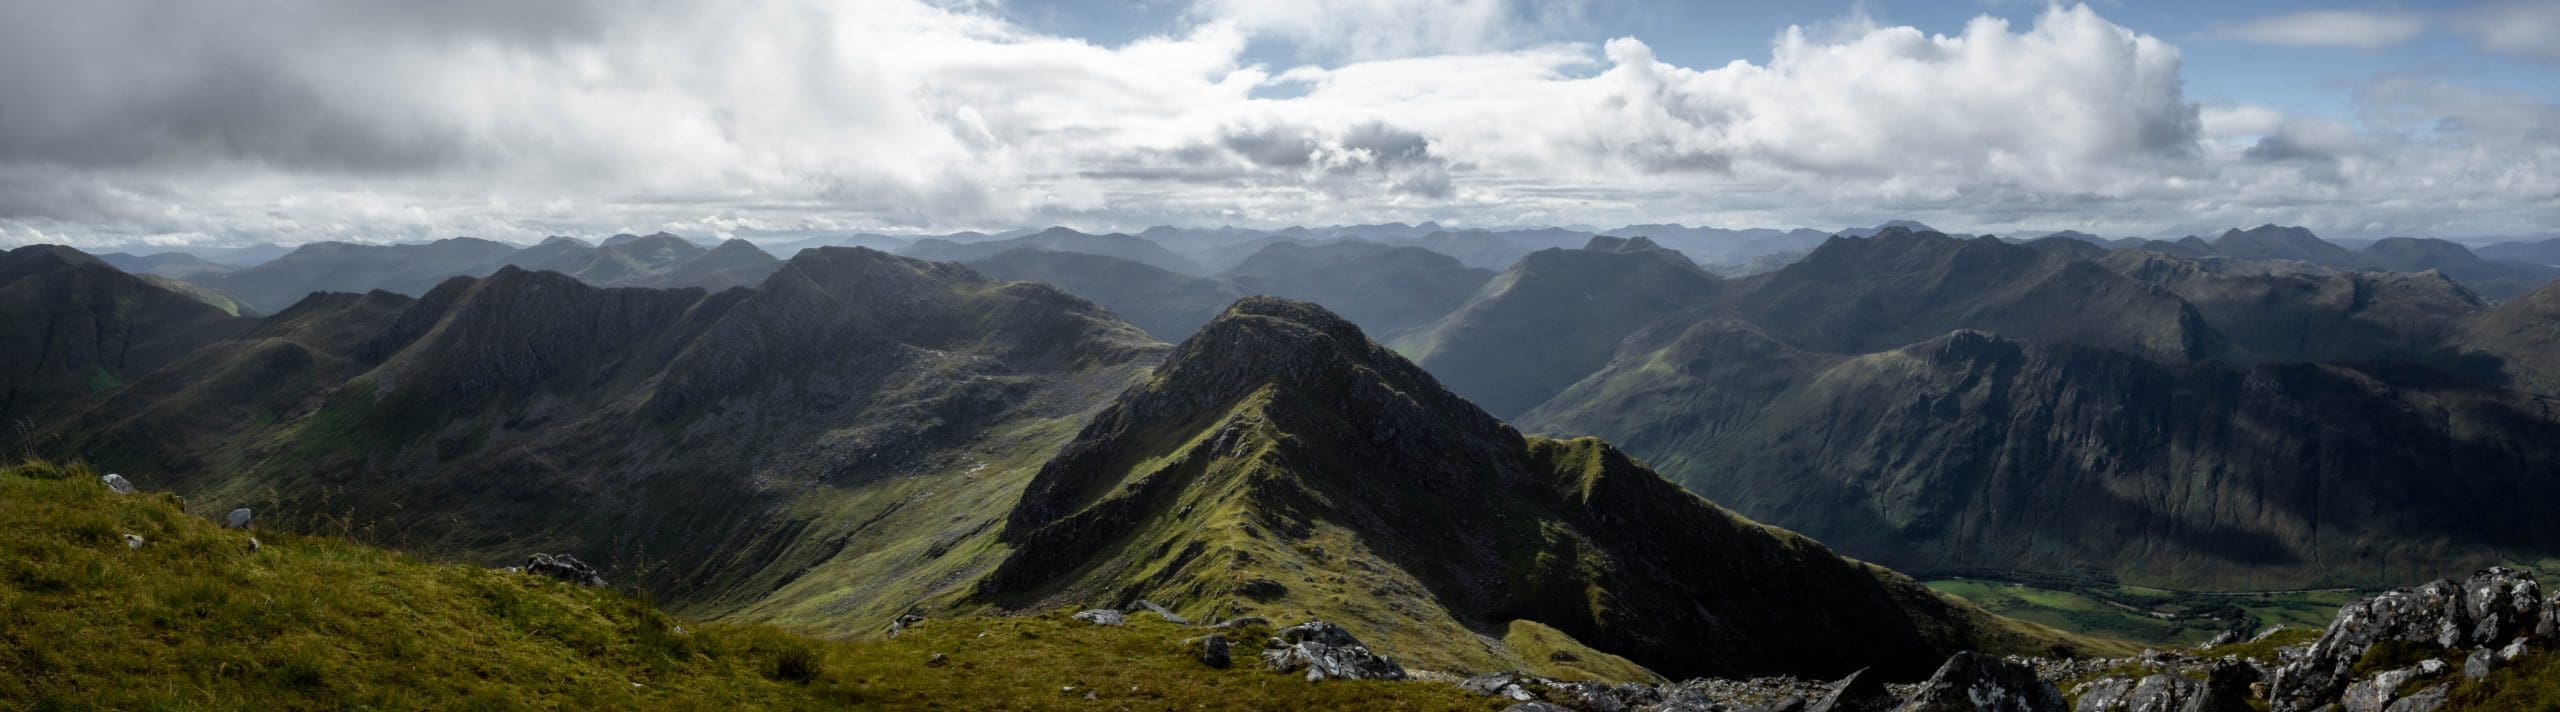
2201,104,2287,139
2454,0,2560,60
2212,10,2427,50
0,1,2551,249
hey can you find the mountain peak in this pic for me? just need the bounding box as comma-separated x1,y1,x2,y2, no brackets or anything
2,244,110,276
705,237,765,253
1138,297,1457,418
2212,224,2346,262
985,295,2087,680
1213,295,1369,342
1583,235,1666,253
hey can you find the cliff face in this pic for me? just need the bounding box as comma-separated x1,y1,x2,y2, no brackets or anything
983,297,2093,680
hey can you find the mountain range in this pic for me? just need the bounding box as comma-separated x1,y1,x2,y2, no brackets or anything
2,244,2128,685
965,238,1493,343
121,233,783,313
17,216,2560,689
103,220,2556,322
1506,227,2560,588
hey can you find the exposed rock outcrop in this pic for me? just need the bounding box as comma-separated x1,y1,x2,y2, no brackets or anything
1199,633,1231,669
1259,621,1406,682
1899,652,2065,712
2266,567,2547,711
519,553,606,587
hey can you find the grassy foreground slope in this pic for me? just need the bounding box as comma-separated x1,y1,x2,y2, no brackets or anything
0,459,1489,710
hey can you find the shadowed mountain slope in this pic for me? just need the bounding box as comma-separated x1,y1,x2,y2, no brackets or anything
37,248,1169,636
1220,241,1494,342
1527,322,2560,589
0,245,251,425
967,248,1246,341
1511,229,2560,590
2097,249,2487,363
1400,236,1723,418
2455,278,2560,397
1724,228,2225,362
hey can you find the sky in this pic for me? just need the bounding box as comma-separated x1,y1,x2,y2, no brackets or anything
0,0,2554,249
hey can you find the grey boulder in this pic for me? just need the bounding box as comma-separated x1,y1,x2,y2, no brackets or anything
521,552,606,587
1199,633,1231,669
1259,620,1404,681
1900,651,2066,712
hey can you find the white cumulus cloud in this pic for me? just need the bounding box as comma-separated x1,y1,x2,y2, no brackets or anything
0,0,2550,248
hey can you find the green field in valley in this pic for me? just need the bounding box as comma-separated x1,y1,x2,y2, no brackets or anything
1926,578,2366,648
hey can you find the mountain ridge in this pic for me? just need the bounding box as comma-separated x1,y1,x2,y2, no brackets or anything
978,296,2106,680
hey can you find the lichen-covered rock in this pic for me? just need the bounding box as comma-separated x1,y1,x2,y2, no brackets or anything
225,508,253,529
520,552,606,587
2067,676,2135,712
2381,684,2446,712
1900,652,2065,712
1459,673,1539,702
1258,620,1404,681
99,474,136,495
2079,673,2196,712
2270,568,2549,712
1071,609,1125,626
2340,667,2421,712
2463,647,2496,680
